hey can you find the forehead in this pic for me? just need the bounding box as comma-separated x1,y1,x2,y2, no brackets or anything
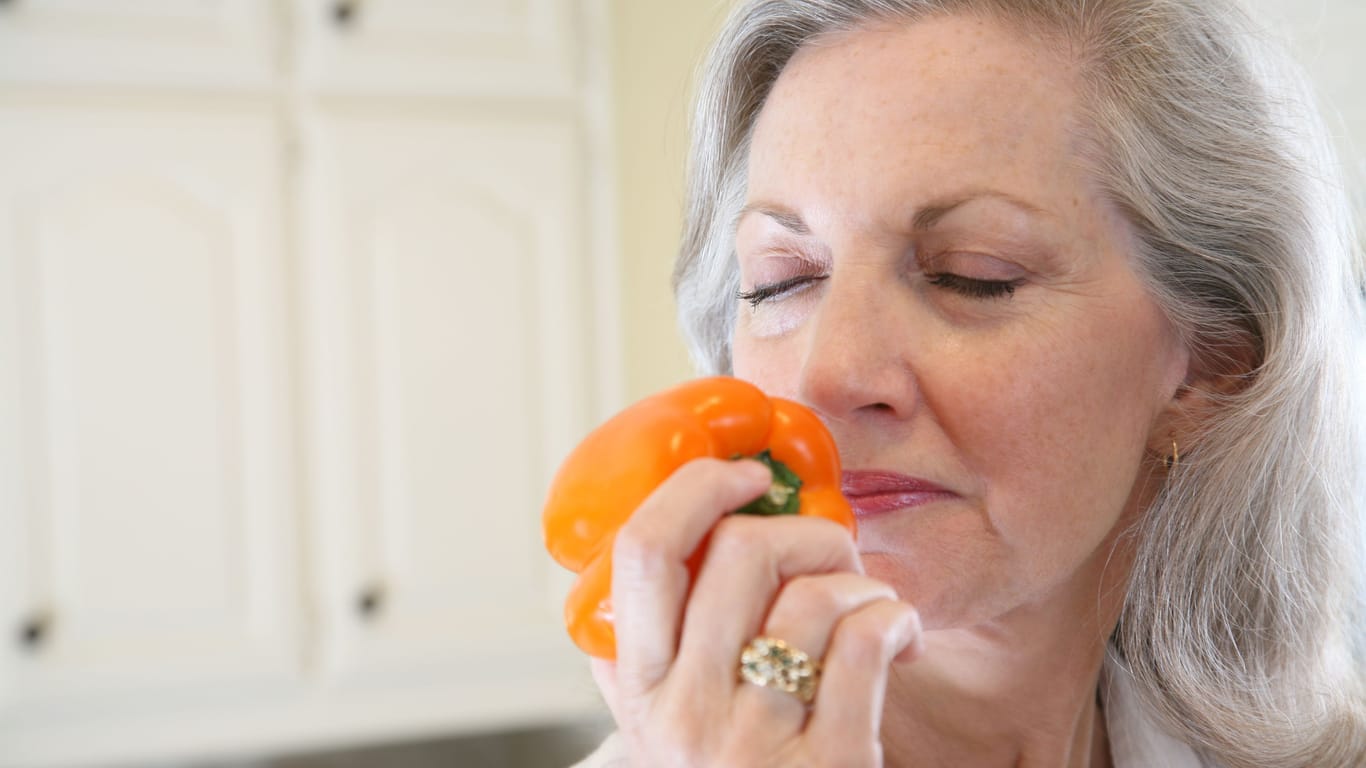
748,14,1088,216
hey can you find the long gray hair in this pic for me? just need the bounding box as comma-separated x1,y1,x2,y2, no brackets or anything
673,1,1366,765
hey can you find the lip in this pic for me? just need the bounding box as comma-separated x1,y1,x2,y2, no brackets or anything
841,470,957,519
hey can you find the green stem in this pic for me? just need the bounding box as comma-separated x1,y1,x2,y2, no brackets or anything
733,450,802,516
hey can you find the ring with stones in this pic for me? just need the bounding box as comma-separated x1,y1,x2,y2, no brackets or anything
738,636,821,705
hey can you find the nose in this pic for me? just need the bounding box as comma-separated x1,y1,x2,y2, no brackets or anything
794,274,920,424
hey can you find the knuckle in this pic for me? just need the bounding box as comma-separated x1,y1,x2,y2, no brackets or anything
776,574,842,618
834,609,896,665
707,515,767,559
822,522,862,560
612,526,669,575
795,516,861,565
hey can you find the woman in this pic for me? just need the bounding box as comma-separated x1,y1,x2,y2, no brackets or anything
576,0,1366,765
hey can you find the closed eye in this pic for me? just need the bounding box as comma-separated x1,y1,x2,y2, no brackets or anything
737,275,828,307
925,273,1021,299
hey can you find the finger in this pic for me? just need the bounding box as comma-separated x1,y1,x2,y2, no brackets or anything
564,551,616,658
806,600,923,748
672,514,861,689
763,573,899,658
590,657,624,724
730,573,899,724
611,458,772,697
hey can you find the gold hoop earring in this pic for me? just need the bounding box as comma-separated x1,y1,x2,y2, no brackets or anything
1163,438,1179,470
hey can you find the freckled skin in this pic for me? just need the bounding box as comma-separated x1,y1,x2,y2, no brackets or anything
731,12,1188,670
725,18,1195,765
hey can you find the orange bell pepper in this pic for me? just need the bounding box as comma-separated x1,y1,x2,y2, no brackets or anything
542,376,855,659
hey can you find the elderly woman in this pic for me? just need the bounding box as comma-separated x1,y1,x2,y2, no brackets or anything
575,0,1366,765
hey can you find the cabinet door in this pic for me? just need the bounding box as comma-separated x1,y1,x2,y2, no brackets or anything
0,0,277,89
295,0,578,99
303,106,600,734
0,99,298,760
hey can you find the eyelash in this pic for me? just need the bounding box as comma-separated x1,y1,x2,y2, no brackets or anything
737,275,827,307
924,273,1021,299
739,272,1020,307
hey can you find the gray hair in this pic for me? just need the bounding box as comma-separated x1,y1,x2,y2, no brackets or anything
673,1,1366,765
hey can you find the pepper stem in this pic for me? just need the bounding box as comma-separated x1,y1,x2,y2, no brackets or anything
733,450,803,516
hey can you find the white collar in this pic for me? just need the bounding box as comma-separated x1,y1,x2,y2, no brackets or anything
1100,652,1210,768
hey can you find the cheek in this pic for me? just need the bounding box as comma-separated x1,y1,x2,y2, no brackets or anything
942,310,1171,551
731,315,803,396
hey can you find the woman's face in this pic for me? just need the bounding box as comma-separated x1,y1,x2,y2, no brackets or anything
731,14,1189,630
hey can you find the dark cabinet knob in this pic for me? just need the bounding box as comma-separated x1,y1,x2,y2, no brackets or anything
356,583,385,620
18,611,52,651
332,0,360,28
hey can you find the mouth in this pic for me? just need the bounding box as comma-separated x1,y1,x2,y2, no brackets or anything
841,470,957,519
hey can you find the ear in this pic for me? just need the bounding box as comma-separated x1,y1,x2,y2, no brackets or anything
1146,332,1259,462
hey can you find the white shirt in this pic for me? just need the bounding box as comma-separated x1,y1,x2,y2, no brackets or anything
1099,654,1213,767
568,655,1213,767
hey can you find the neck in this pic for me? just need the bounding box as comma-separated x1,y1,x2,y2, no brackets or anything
881,622,1114,768
875,468,1163,767
880,540,1133,768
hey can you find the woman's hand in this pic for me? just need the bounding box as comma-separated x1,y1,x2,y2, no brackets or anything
591,458,924,766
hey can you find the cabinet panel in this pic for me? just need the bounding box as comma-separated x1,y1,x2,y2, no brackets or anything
0,0,277,89
0,102,297,729
0,154,20,719
304,108,592,709
0,1,614,762
296,0,577,99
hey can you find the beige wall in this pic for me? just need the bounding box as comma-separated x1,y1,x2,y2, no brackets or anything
610,1,734,402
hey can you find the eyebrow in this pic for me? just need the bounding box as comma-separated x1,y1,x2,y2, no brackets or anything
736,203,811,235
737,190,1051,236
912,191,1052,230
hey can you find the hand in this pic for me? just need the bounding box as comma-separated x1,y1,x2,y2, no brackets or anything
591,458,924,766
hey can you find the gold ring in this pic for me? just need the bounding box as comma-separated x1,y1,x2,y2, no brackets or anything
738,636,821,704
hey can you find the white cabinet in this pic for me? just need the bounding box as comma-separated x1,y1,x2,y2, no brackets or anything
0,1,278,89
299,106,597,727
295,0,579,99
0,99,303,764
304,109,586,675
0,98,299,706
0,2,613,766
